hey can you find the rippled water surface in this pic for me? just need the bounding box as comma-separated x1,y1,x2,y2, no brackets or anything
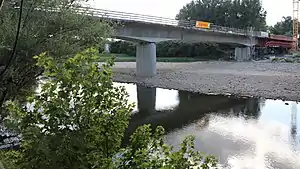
115,83,300,169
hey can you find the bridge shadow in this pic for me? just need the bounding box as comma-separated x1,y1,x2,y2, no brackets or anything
123,85,261,144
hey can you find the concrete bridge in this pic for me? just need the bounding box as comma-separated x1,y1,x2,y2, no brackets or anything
77,7,293,77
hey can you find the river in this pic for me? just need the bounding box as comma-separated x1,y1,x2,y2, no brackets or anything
115,82,300,169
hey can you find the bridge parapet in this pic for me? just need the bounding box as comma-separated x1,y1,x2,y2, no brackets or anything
75,7,266,38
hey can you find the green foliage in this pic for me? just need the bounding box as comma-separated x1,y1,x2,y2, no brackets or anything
110,41,232,60
3,48,133,169
269,16,293,36
0,0,113,109
271,57,298,63
0,0,114,147
294,52,300,58
284,58,294,63
116,125,218,169
1,48,218,169
109,41,136,56
271,57,280,62
176,0,267,31
156,41,231,59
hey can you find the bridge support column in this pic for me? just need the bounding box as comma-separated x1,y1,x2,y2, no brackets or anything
235,47,251,61
137,85,156,114
136,42,156,77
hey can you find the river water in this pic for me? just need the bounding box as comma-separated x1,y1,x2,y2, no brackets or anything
115,82,300,169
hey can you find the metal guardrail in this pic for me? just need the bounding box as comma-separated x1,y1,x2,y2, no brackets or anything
39,6,267,38
76,7,184,26
74,7,265,37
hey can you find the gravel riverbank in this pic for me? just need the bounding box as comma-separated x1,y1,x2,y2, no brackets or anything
112,61,300,101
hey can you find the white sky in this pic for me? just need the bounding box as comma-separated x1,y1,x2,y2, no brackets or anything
90,0,293,26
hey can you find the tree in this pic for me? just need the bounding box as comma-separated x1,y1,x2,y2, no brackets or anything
0,0,4,12
176,0,267,31
0,0,113,146
0,0,113,109
1,48,218,169
269,16,293,36
110,41,135,56
110,40,230,60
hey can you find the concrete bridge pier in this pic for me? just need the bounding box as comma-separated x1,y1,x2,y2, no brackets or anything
136,42,156,77
137,85,156,114
235,47,251,61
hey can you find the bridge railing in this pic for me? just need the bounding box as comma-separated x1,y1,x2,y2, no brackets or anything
51,6,265,37
76,7,187,26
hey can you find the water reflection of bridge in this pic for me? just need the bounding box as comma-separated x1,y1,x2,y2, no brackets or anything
125,85,261,141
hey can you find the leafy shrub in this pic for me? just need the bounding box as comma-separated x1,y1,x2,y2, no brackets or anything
1,48,218,169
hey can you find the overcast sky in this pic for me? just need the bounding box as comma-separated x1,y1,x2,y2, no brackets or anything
90,0,292,26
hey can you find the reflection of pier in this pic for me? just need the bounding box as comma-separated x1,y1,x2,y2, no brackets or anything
136,85,156,114
124,85,259,142
291,102,297,149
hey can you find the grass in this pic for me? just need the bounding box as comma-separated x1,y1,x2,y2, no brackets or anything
100,53,203,62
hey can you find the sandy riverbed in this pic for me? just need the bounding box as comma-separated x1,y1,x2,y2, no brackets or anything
111,61,300,101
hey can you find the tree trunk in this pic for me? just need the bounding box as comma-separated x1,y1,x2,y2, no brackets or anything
0,0,4,12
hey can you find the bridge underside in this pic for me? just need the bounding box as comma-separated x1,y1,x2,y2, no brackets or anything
110,40,252,77
115,22,257,46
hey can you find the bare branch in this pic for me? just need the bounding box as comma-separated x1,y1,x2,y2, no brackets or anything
0,0,4,12
0,0,24,77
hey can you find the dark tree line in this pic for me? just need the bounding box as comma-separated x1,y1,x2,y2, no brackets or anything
110,41,136,56
269,16,294,37
110,41,234,60
177,0,267,31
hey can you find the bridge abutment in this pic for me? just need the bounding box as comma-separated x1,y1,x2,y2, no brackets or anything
235,47,251,61
136,42,156,77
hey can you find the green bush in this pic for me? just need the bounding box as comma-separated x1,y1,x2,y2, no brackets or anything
284,58,294,63
1,48,218,169
110,41,136,56
293,52,300,58
271,57,280,62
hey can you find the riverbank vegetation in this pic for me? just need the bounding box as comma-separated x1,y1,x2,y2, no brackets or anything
109,41,234,61
0,0,112,109
0,48,218,168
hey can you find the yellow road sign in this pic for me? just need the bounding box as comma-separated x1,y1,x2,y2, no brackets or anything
195,21,210,29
